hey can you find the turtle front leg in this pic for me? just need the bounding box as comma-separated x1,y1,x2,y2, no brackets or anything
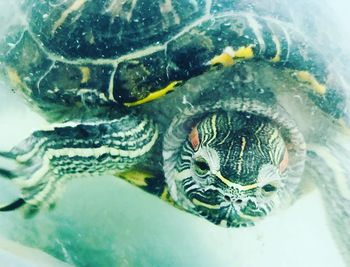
307,136,350,266
0,114,158,215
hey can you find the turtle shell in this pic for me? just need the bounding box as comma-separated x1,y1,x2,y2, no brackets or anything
24,0,212,59
2,0,233,117
1,0,346,124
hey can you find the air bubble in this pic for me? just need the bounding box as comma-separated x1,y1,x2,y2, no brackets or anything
257,88,265,94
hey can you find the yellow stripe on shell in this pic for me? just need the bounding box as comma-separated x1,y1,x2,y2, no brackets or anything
52,0,87,35
234,46,254,59
270,35,281,62
118,169,155,187
209,46,254,67
160,186,178,207
79,67,91,83
296,71,327,95
210,51,235,66
160,186,170,201
7,68,23,87
124,80,181,107
6,67,31,95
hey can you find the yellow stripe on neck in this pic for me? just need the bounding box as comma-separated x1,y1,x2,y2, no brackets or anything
192,198,220,209
214,171,258,191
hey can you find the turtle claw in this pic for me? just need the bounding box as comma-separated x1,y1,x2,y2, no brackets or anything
0,175,57,215
0,198,26,212
0,148,37,180
0,199,42,218
0,148,55,214
0,168,17,179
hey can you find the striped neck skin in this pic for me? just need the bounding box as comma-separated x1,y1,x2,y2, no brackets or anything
172,111,289,227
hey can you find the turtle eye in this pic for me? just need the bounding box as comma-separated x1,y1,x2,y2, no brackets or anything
193,157,210,176
262,184,277,192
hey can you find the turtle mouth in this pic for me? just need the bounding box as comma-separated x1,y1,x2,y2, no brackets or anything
189,193,272,227
176,177,278,227
219,200,270,227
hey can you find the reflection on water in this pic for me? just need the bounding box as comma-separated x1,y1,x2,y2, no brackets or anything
0,1,349,267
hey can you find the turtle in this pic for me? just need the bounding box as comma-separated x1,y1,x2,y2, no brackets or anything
0,0,350,263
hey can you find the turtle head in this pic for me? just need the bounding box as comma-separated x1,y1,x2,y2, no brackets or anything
166,111,291,227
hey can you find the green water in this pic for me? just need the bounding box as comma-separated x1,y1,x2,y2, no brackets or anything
0,89,345,266
0,1,349,266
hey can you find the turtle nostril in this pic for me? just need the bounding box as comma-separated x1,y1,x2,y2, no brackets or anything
224,195,231,202
235,199,243,204
224,195,243,204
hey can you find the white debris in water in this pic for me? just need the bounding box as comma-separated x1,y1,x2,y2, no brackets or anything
0,237,72,267
0,1,349,266
0,65,346,267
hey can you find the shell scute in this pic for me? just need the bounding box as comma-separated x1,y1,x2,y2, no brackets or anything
27,0,207,59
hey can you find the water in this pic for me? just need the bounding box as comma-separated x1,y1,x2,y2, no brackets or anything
0,1,349,267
